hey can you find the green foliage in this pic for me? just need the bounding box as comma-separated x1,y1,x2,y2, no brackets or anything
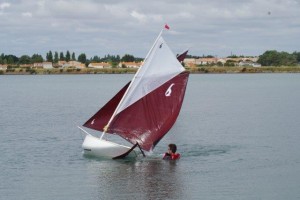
217,61,224,66
54,52,59,63
1,55,19,65
111,61,119,68
32,54,43,63
292,51,300,63
71,52,76,61
19,55,31,64
66,50,70,62
100,54,120,62
186,54,200,59
121,54,135,62
6,68,15,72
59,52,65,61
224,60,235,67
90,55,100,62
258,50,298,66
46,51,53,62
78,53,87,63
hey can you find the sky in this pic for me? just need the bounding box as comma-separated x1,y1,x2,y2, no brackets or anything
0,0,300,59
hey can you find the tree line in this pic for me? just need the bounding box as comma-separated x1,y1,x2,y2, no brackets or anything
1,50,299,67
258,51,300,66
0,51,143,66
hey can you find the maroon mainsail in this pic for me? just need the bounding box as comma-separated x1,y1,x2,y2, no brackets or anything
82,33,189,152
106,71,189,151
83,82,130,131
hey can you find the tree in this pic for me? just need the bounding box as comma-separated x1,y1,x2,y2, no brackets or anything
4,55,18,65
0,53,4,64
292,51,300,63
7,56,14,65
19,55,32,64
258,50,297,66
46,51,53,62
121,54,135,62
78,53,86,63
224,60,235,67
71,52,76,61
54,52,59,63
59,52,65,61
91,55,100,62
32,54,44,63
66,50,70,62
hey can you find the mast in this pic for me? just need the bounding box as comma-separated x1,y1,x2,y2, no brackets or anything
100,28,165,140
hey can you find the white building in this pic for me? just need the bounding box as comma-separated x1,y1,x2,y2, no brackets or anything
118,62,142,68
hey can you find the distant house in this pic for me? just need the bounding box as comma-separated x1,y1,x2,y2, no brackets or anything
118,62,142,68
42,62,53,69
58,61,67,67
75,63,86,69
33,62,53,69
184,57,260,67
183,58,218,66
62,61,85,69
196,58,218,65
33,63,43,68
239,61,261,67
183,58,196,67
88,62,112,68
0,64,8,70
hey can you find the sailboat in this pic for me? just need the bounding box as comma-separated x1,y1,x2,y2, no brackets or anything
78,27,190,159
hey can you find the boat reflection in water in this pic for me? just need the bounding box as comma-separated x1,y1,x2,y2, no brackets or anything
85,158,183,199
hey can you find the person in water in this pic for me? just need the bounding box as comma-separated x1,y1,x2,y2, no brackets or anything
163,143,180,160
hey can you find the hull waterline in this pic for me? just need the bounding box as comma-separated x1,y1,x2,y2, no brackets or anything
82,134,138,159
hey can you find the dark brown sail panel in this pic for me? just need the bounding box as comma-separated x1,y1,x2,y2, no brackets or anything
83,82,131,132
107,71,189,151
177,50,188,62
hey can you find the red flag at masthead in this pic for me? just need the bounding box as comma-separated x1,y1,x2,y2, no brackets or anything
164,24,170,30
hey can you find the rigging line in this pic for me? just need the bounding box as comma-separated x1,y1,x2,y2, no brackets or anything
137,142,146,157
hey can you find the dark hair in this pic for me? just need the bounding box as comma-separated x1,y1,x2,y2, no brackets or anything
168,144,177,153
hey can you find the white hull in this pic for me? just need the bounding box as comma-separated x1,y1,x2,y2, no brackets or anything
82,134,138,159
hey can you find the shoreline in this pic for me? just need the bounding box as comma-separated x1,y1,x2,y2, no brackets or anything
1,66,300,75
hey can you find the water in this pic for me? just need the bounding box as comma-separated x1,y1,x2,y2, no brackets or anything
1,74,300,200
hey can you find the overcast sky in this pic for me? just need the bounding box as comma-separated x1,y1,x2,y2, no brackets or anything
1,0,300,58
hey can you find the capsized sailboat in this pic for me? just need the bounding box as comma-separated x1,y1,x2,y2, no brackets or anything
79,27,190,159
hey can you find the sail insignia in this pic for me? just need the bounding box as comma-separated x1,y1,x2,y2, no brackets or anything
165,83,175,97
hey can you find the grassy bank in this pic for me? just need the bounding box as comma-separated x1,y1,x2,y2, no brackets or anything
1,66,300,75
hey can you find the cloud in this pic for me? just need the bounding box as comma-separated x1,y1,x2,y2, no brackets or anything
0,0,299,57
0,2,10,10
130,10,147,23
22,12,32,17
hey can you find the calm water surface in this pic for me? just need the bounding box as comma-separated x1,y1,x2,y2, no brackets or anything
0,74,300,200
